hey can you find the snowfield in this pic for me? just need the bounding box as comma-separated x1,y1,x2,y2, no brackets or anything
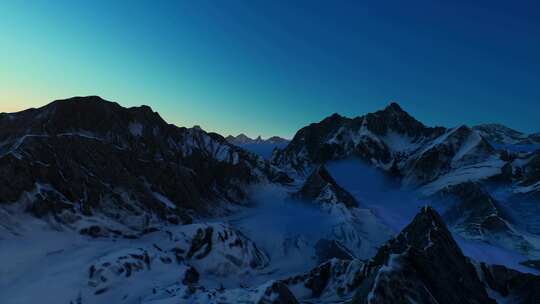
0,182,391,304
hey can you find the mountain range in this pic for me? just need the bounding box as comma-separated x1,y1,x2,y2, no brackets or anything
1,96,540,304
226,134,290,146
226,133,290,160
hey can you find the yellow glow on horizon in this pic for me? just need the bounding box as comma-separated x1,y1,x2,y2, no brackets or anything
0,90,51,113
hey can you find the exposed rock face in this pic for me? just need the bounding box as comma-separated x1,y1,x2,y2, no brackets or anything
530,132,540,144
257,282,300,304
517,150,540,198
0,96,283,231
478,263,540,304
473,123,531,145
178,223,270,274
290,165,393,258
294,165,359,208
520,259,540,271
314,239,355,263
523,151,540,184
433,182,534,254
440,182,506,230
350,206,495,304
283,259,365,301
439,182,507,230
147,279,300,304
85,222,269,297
404,125,495,186
88,247,153,293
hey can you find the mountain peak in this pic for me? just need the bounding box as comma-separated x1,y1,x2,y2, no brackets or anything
370,206,455,261
364,101,429,138
361,206,496,303
417,205,446,227
411,205,448,233
48,95,117,110
383,101,405,113
57,95,107,102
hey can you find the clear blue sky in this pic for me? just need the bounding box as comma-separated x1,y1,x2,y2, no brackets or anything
1,0,539,138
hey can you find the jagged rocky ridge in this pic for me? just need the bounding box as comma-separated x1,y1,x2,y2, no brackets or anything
513,150,540,199
293,165,359,208
282,207,540,304
272,102,499,190
434,182,536,255
473,123,540,145
226,133,290,161
0,96,285,233
226,134,290,146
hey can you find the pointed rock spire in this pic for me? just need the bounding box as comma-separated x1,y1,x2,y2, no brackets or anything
294,165,359,208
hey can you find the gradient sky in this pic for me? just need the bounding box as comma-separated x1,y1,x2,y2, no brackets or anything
1,1,539,138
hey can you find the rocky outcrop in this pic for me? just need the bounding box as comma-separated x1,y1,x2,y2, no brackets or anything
473,123,531,145
439,182,509,232
180,223,270,273
350,206,495,303
293,165,358,208
473,123,540,146
478,263,540,304
85,222,269,297
403,125,496,186
283,259,365,301
520,259,540,271
314,239,355,263
433,182,534,254
257,282,300,304
515,150,540,198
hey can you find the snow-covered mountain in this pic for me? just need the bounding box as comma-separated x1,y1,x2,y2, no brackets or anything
283,207,540,303
434,182,537,255
270,102,540,199
3,97,540,304
272,103,540,257
473,123,540,146
0,96,288,236
272,103,503,190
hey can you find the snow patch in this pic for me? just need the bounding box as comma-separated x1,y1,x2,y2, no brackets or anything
129,122,144,137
